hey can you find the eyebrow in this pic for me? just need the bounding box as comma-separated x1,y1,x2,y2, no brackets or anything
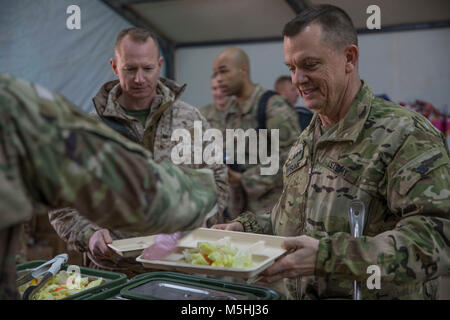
285,57,321,66
124,64,155,68
302,57,321,62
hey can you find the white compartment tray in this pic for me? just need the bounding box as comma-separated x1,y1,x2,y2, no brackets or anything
135,228,287,279
108,235,158,258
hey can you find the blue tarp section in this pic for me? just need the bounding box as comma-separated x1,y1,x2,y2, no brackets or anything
0,0,135,111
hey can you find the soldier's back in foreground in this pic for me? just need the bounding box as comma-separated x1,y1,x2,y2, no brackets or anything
0,74,216,299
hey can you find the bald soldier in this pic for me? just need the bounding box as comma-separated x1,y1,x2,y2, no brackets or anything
48,28,228,276
0,74,217,299
214,5,450,300
213,47,301,220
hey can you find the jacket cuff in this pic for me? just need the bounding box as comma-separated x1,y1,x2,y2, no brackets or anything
77,225,102,252
315,236,334,277
233,212,263,234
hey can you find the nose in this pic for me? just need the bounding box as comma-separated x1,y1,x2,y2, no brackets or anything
215,73,223,83
291,69,309,87
134,69,144,84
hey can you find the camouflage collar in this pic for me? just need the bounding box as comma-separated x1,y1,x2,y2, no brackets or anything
158,77,187,102
209,96,235,115
94,77,187,119
229,84,263,116
103,82,124,118
306,81,373,144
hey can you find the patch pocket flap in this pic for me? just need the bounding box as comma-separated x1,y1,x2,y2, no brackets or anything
323,158,359,185
284,142,308,176
393,148,448,196
285,156,307,177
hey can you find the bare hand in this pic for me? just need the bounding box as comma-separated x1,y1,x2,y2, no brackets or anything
228,169,242,185
210,221,244,232
88,229,115,260
259,235,319,283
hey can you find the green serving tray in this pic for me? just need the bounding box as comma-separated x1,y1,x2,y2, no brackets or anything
16,260,127,300
85,272,285,300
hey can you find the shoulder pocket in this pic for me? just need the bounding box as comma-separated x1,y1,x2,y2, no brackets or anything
392,148,448,196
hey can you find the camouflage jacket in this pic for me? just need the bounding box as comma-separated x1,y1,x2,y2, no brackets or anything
49,78,229,268
236,82,450,299
200,102,229,133
225,84,301,216
91,78,228,218
0,74,217,299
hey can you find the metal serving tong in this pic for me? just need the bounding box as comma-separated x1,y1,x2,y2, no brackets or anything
17,253,68,300
348,199,366,300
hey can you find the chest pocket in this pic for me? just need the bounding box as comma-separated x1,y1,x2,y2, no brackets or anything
273,143,309,236
307,156,384,237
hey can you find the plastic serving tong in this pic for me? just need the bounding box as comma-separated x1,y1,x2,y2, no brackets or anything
17,253,68,300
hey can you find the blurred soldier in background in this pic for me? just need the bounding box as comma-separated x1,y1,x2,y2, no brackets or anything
274,75,299,106
275,75,314,131
201,74,232,133
213,47,301,220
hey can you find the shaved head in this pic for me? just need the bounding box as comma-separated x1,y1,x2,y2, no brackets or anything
213,47,254,98
216,47,250,74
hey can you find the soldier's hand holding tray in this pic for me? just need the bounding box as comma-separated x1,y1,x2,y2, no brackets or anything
210,221,244,232
89,229,117,260
259,235,319,283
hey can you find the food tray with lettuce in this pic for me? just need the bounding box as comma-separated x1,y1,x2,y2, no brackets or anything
135,228,287,279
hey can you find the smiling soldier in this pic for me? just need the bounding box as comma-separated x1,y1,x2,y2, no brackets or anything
213,5,450,300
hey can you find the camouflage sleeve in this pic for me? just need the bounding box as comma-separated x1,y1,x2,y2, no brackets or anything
0,75,216,234
240,96,301,200
49,207,142,252
46,109,155,254
233,210,273,235
48,208,102,252
315,127,450,283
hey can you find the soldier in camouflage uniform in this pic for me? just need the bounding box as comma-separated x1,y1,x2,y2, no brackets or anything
274,75,300,107
213,5,450,300
48,28,228,277
0,74,217,299
213,47,301,219
200,75,232,133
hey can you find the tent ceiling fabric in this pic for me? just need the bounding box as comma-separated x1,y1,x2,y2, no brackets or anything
308,0,450,30
123,0,450,45
130,0,296,43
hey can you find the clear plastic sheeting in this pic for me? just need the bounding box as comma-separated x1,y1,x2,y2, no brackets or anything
0,0,132,112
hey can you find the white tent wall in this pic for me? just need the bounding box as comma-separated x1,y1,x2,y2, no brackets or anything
175,27,450,114
0,0,135,112
1,2,448,114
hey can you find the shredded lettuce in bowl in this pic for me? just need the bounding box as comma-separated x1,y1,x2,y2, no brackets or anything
180,238,254,269
18,270,104,300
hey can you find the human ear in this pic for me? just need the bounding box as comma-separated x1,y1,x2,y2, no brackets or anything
110,58,119,77
344,45,359,73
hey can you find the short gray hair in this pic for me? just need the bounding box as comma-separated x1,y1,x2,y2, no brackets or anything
283,4,358,49
114,27,160,57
